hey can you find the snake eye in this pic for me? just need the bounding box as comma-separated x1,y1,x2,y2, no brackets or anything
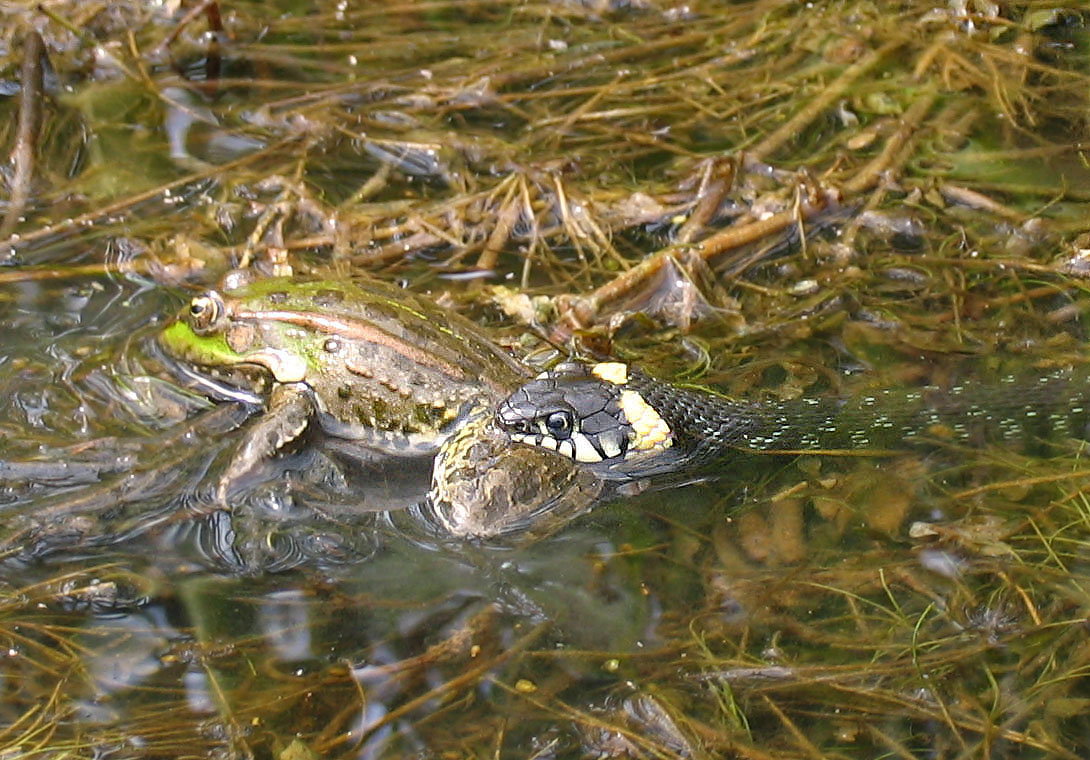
186,292,225,335
544,411,573,439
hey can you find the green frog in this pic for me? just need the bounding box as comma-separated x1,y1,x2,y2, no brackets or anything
158,275,600,536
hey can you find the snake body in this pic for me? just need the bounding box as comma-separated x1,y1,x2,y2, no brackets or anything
496,361,1090,480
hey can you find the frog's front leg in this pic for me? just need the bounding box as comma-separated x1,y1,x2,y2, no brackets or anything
217,383,314,503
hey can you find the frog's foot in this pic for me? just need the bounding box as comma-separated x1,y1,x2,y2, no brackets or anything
215,383,313,505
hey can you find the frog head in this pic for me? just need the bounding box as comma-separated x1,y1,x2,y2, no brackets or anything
159,290,309,392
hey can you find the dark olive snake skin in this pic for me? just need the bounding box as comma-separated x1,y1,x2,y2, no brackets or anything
498,363,1090,481
649,364,1083,436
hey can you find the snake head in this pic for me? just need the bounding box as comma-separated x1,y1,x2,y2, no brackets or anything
496,362,673,465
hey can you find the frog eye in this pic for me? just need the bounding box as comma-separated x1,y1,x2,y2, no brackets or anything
186,292,225,334
542,410,574,440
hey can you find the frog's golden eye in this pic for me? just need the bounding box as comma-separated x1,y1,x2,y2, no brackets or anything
186,292,225,334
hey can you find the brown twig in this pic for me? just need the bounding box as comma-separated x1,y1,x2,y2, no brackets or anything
560,189,833,326
0,135,302,258
843,90,938,194
751,39,905,160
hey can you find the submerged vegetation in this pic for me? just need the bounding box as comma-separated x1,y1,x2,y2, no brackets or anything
1,0,1090,757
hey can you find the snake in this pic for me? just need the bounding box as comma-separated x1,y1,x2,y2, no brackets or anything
495,361,1090,480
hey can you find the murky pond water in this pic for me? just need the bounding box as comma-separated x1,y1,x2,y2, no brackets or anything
3,1,1090,758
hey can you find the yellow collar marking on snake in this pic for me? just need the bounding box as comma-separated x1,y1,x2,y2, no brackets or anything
593,362,672,455
591,362,629,385
619,389,673,454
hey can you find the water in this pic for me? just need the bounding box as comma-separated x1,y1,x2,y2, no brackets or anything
3,1,1090,757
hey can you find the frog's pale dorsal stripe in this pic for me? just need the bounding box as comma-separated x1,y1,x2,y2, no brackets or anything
234,309,469,382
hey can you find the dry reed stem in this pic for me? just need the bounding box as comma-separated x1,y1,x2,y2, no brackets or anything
751,39,905,160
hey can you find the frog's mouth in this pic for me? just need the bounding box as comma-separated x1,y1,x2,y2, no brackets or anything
151,338,268,405
156,319,311,400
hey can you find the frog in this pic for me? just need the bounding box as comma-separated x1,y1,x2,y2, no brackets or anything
157,275,600,536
